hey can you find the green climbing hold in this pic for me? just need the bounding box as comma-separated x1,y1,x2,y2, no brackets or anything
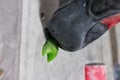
42,39,59,62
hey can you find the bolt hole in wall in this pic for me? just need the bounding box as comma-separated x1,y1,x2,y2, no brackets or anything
41,12,45,20
40,0,59,27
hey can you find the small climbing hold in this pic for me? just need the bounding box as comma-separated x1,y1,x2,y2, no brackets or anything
0,69,4,78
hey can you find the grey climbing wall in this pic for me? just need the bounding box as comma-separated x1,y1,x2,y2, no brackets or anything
19,0,119,80
0,0,22,80
0,0,120,80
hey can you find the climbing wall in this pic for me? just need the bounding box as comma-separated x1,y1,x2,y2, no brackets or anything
0,0,22,80
0,0,120,80
19,0,120,80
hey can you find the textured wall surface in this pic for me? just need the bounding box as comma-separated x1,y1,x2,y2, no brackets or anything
19,0,120,80
0,0,22,80
0,0,120,80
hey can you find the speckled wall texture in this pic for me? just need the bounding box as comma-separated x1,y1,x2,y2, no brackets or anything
1,0,120,80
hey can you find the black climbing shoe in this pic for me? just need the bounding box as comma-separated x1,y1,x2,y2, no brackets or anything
45,0,120,51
